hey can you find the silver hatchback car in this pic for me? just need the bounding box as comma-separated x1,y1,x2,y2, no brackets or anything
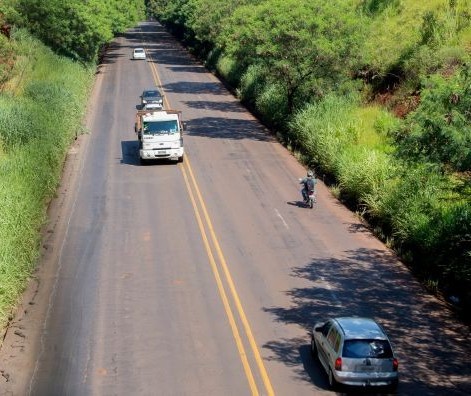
311,317,399,390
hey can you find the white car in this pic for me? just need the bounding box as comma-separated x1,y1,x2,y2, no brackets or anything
132,48,146,60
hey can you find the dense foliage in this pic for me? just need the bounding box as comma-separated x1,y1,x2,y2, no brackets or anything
150,0,471,310
394,68,471,171
219,1,363,114
14,0,145,61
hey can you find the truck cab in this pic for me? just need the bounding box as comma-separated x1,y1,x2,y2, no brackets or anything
135,109,185,164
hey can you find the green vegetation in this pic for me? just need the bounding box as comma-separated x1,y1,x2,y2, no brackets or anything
0,30,94,326
0,1,145,328
150,0,471,311
16,0,146,61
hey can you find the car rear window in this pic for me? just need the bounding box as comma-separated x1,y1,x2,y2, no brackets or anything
144,91,161,97
342,339,393,359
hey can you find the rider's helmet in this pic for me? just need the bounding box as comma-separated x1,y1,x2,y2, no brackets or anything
307,170,314,178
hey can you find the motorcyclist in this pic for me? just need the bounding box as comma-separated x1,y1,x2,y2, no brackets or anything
300,170,317,202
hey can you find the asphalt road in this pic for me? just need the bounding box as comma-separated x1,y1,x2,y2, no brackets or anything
0,22,470,396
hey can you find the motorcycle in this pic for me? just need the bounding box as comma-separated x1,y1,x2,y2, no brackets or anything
305,189,316,209
299,178,316,209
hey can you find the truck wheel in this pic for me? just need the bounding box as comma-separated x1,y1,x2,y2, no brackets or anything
177,155,184,163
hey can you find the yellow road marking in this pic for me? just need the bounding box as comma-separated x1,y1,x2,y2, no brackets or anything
180,165,259,396
184,157,275,396
143,34,274,395
147,55,171,109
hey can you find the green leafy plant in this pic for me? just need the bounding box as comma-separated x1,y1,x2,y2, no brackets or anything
393,66,471,172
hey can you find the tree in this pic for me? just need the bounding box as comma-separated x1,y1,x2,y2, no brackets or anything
17,0,145,62
218,0,364,112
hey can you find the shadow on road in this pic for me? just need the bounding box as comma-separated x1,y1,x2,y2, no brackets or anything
181,100,246,113
163,81,227,96
120,140,140,166
186,117,275,142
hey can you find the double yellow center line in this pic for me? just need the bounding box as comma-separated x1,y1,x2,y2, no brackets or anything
145,45,275,395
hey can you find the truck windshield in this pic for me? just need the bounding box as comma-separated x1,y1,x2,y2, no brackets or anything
143,120,178,135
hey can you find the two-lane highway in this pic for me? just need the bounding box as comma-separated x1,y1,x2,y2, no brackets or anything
0,22,469,395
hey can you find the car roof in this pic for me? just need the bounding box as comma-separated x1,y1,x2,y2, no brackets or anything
134,48,144,51
334,317,387,340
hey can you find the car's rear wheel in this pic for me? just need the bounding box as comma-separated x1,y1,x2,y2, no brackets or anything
328,368,338,390
310,338,317,358
387,379,399,393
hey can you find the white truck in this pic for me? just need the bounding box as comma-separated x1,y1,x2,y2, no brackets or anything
135,109,185,164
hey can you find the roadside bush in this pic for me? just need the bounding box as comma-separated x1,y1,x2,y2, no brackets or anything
376,163,452,248
239,64,266,109
373,108,402,137
393,67,471,172
215,54,243,88
255,82,288,130
359,0,401,15
403,44,469,83
434,202,471,296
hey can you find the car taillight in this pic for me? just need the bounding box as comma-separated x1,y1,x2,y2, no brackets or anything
335,357,342,371
393,358,399,372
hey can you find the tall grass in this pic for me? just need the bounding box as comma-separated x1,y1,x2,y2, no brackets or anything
337,147,396,207
290,95,398,207
0,29,94,328
289,94,360,173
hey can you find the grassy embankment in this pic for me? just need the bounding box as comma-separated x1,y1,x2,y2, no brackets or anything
0,28,94,329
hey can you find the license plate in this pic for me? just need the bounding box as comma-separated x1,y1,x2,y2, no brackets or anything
157,150,167,155
357,365,376,372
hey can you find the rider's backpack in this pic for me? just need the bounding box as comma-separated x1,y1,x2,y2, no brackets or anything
306,178,315,192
